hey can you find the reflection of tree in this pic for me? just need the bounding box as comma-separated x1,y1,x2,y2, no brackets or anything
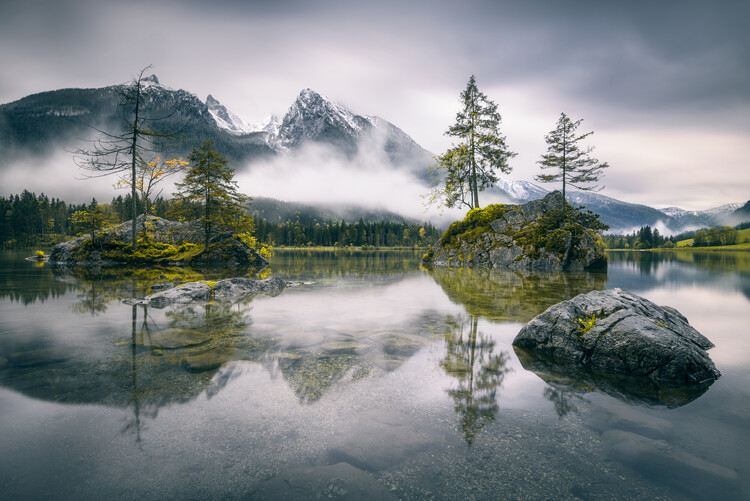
543,384,592,419
72,277,113,315
428,267,607,323
271,249,423,280
440,316,510,445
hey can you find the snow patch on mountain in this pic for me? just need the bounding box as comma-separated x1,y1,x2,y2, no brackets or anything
494,179,549,202
205,94,257,135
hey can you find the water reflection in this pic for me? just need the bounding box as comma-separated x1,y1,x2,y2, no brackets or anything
427,266,607,322
440,316,511,444
515,347,714,410
608,249,750,276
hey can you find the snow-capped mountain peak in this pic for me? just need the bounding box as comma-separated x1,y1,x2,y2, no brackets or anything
205,94,258,135
494,179,550,202
277,88,371,149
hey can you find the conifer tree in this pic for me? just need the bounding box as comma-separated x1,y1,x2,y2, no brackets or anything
173,142,250,248
426,75,515,210
535,113,609,202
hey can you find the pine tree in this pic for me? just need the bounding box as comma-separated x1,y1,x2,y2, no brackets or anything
427,75,515,210
535,113,609,202
172,142,250,248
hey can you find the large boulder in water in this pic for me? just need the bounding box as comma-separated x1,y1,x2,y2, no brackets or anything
425,191,607,272
512,288,720,384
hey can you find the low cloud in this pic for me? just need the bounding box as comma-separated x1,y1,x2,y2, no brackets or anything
235,142,462,225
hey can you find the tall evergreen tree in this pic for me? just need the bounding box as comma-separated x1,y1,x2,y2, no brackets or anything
173,142,250,248
427,75,515,210
535,112,609,202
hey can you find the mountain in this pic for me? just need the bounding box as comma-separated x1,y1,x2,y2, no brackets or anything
0,75,275,162
728,200,750,226
0,77,431,177
249,197,418,225
493,180,743,235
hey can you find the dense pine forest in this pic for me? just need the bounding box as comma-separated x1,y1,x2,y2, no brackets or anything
0,190,440,249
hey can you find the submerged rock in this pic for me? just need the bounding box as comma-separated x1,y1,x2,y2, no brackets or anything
136,276,287,308
512,288,720,384
249,462,396,500
427,191,607,272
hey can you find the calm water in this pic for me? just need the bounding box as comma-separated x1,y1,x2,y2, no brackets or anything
1,249,749,500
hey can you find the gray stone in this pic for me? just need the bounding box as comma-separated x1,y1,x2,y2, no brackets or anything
212,276,285,299
138,276,287,308
513,288,720,384
601,430,740,499
150,281,174,291
147,282,212,308
141,328,213,349
249,462,396,500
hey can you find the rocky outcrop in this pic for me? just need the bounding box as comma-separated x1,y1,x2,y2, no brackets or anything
49,215,268,268
512,288,720,384
189,232,268,268
132,276,287,308
426,191,607,272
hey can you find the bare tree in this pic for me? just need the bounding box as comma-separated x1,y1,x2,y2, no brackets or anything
73,66,174,249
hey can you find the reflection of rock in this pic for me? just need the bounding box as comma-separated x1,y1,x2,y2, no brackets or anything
602,430,740,499
249,462,396,500
513,288,720,384
328,409,439,471
140,276,286,308
428,266,606,322
141,328,213,349
515,348,714,408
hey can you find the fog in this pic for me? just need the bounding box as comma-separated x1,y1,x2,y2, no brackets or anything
0,151,131,204
235,142,467,226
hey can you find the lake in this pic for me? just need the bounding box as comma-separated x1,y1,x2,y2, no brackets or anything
1,249,749,500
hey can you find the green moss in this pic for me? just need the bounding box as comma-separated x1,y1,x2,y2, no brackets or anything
577,312,598,336
439,203,517,249
421,248,435,263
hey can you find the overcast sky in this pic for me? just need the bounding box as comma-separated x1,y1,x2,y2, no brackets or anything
1,0,748,210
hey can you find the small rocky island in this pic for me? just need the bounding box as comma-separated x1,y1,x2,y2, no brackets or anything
48,215,268,268
513,288,721,385
423,191,607,272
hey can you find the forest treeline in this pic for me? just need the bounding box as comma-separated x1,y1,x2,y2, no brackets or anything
602,223,749,249
0,190,440,249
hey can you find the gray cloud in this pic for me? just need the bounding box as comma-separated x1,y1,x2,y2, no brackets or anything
1,0,748,210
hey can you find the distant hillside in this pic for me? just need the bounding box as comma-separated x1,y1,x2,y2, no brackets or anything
249,197,418,225
493,179,742,235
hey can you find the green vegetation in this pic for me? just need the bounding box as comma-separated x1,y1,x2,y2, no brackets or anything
604,226,750,251
438,204,515,248
513,205,608,262
425,75,515,210
172,141,250,248
433,201,608,264
535,112,609,202
254,217,439,248
577,312,599,336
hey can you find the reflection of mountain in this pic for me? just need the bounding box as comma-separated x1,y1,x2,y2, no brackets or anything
269,313,439,404
428,267,607,322
515,347,714,410
440,316,510,444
